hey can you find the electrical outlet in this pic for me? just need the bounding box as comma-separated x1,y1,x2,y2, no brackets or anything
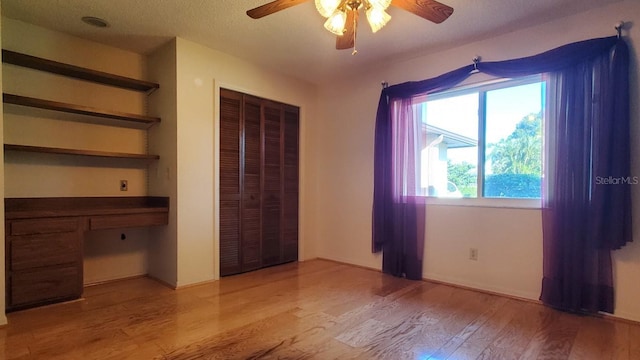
469,248,478,261
120,180,128,191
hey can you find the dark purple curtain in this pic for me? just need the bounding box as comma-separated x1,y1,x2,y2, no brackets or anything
540,39,631,314
373,36,631,311
373,68,471,280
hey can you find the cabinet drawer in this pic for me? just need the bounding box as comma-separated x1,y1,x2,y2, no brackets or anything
10,265,81,307
10,232,80,270
89,212,168,230
10,217,79,236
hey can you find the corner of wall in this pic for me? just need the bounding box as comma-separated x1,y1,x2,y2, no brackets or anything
174,37,215,286
146,39,179,287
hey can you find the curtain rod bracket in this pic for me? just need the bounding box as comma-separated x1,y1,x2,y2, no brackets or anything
615,21,624,39
472,56,481,71
381,81,389,89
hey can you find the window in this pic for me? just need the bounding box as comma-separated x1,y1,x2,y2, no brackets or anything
417,76,545,200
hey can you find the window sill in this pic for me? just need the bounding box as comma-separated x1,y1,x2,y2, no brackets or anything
424,196,541,209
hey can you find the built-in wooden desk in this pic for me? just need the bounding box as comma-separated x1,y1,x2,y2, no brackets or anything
4,197,169,311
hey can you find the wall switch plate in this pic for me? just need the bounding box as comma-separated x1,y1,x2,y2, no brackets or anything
469,248,478,261
120,180,128,191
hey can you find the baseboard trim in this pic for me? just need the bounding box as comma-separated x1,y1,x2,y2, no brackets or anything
174,279,217,290
598,312,640,326
317,257,382,272
147,275,178,290
422,277,542,305
84,274,148,287
145,275,216,290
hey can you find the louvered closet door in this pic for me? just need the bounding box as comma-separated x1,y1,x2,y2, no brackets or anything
261,102,283,267
219,89,242,276
241,96,262,272
282,106,299,263
219,88,299,276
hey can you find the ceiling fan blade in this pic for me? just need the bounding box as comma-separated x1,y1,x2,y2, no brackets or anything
336,10,357,50
247,0,309,19
391,0,453,24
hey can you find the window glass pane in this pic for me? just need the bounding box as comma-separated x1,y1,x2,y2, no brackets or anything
484,82,544,198
420,93,478,198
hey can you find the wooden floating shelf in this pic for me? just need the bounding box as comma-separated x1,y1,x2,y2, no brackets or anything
3,93,161,128
2,49,159,92
4,144,160,160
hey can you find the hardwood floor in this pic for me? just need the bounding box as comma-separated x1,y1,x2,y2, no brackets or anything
1,259,638,359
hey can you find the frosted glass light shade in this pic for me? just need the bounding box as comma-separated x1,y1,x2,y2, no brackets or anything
324,10,347,35
366,7,391,33
315,0,342,18
367,0,392,10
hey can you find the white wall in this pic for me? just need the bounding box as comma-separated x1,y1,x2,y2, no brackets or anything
316,0,640,321
1,18,153,286
147,37,319,287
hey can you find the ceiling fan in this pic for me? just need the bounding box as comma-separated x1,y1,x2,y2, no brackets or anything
247,0,454,53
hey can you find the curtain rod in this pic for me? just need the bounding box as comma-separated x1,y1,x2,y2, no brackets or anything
615,21,624,39
381,21,626,89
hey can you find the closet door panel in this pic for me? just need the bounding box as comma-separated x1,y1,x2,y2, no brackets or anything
219,201,240,274
220,95,241,197
241,201,261,270
261,195,282,266
241,98,262,271
262,104,283,266
282,195,298,262
219,90,242,276
282,107,299,262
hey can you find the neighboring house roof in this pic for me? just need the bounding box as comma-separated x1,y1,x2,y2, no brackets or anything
423,123,477,149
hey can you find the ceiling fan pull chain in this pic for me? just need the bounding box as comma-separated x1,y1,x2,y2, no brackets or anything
352,10,358,55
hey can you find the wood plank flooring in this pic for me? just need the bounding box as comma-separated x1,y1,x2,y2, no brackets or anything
0,259,638,359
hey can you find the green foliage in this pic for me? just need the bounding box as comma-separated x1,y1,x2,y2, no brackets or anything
458,185,478,198
444,112,542,198
487,112,542,175
447,160,476,197
447,160,475,186
484,173,541,198
484,112,542,198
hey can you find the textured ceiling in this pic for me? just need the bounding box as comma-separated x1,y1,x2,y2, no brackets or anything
0,0,624,85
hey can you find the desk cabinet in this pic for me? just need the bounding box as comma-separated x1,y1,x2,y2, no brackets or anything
5,196,169,311
6,217,83,309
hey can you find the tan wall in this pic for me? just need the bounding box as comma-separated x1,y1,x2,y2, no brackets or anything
1,18,153,286
315,0,640,321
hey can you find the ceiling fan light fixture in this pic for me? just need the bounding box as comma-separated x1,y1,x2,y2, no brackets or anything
315,0,342,18
367,0,392,10
324,10,348,35
366,6,391,33
246,0,454,52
